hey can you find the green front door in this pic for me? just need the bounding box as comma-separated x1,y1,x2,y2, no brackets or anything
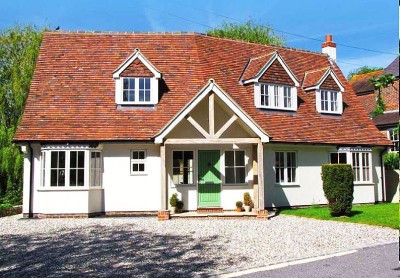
198,150,221,207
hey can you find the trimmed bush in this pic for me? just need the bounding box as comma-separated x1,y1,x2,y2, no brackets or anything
321,164,354,216
169,193,178,207
384,152,399,170
243,192,252,206
236,201,243,208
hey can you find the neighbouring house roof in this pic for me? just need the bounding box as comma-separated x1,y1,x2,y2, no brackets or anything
14,31,390,146
373,111,400,128
383,56,399,77
349,70,383,94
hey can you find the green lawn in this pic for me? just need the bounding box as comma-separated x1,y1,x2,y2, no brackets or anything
279,203,399,229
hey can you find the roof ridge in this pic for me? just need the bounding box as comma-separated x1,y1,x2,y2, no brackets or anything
249,51,277,62
46,30,328,57
304,67,330,76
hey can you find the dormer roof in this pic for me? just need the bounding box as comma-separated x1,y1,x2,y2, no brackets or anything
303,67,344,92
113,48,161,79
241,51,299,86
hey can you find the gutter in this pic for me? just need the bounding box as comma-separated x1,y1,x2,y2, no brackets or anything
27,144,34,218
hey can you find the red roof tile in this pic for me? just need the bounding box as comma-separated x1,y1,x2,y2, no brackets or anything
14,32,390,146
241,51,276,81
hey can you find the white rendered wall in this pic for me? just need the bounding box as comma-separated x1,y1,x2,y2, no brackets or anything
35,190,90,214
102,143,161,212
264,145,384,208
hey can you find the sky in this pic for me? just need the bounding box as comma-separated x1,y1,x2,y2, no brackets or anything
0,0,398,78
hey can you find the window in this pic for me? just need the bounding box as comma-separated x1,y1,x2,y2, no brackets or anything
50,151,66,187
388,129,399,152
90,152,102,187
70,151,85,186
317,90,342,114
41,148,102,188
131,150,146,174
275,151,297,184
172,151,194,185
352,152,370,182
225,150,246,184
122,77,152,104
257,83,297,111
330,152,347,164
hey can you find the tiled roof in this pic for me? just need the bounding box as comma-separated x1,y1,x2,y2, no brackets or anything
383,56,399,77
373,111,399,127
241,51,276,81
302,68,329,88
349,70,383,94
14,31,390,146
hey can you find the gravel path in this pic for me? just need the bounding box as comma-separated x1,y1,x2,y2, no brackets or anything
0,214,397,277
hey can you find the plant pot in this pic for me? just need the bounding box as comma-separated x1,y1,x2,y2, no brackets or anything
236,207,242,212
244,205,251,213
170,207,176,214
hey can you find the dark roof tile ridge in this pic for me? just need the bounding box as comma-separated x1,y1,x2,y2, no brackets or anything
46,30,202,35
201,33,328,56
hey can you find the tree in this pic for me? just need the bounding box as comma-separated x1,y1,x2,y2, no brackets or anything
207,20,285,46
0,25,44,204
369,73,397,117
347,66,383,80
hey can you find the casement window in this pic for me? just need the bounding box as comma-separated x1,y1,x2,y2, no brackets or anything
41,148,102,188
330,150,372,183
329,152,347,164
352,152,370,182
90,152,102,187
130,150,146,175
316,90,343,114
256,83,297,111
225,150,246,184
172,151,194,185
275,151,297,184
122,77,151,103
387,129,399,152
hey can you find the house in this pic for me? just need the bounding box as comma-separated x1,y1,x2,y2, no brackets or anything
350,57,399,152
14,32,391,218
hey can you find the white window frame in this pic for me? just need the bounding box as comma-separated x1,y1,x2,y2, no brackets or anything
274,151,298,185
90,151,102,187
130,150,147,175
172,150,195,185
40,146,102,189
329,152,347,164
115,77,158,105
316,89,343,114
255,83,297,111
224,150,247,185
332,148,373,184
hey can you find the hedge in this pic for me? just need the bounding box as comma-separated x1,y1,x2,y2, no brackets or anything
321,164,354,216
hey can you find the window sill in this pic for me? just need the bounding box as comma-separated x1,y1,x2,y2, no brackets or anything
37,187,103,192
257,106,297,112
223,183,250,187
130,173,148,176
274,183,300,187
174,183,195,187
353,182,374,186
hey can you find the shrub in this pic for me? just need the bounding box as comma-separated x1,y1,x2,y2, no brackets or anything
176,200,184,210
236,201,243,208
243,192,252,206
384,152,399,170
321,164,354,217
169,193,178,207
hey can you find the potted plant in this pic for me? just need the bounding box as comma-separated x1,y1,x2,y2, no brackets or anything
235,201,243,212
243,192,252,212
169,193,178,214
176,200,184,213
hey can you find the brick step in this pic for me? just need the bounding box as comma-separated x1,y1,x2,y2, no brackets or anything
196,207,224,213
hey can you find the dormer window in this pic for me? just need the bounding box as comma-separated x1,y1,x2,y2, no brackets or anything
319,90,340,113
122,77,151,103
255,83,297,111
113,49,161,106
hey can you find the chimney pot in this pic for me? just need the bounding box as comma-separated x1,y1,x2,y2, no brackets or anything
322,34,336,61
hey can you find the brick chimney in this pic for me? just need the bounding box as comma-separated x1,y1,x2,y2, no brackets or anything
322,34,336,61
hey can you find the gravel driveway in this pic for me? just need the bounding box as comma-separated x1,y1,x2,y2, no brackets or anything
0,214,397,277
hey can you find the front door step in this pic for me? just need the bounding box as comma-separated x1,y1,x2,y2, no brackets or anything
197,207,223,213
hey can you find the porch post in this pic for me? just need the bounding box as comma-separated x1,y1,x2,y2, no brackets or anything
160,144,167,210
257,141,265,210
158,144,170,220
